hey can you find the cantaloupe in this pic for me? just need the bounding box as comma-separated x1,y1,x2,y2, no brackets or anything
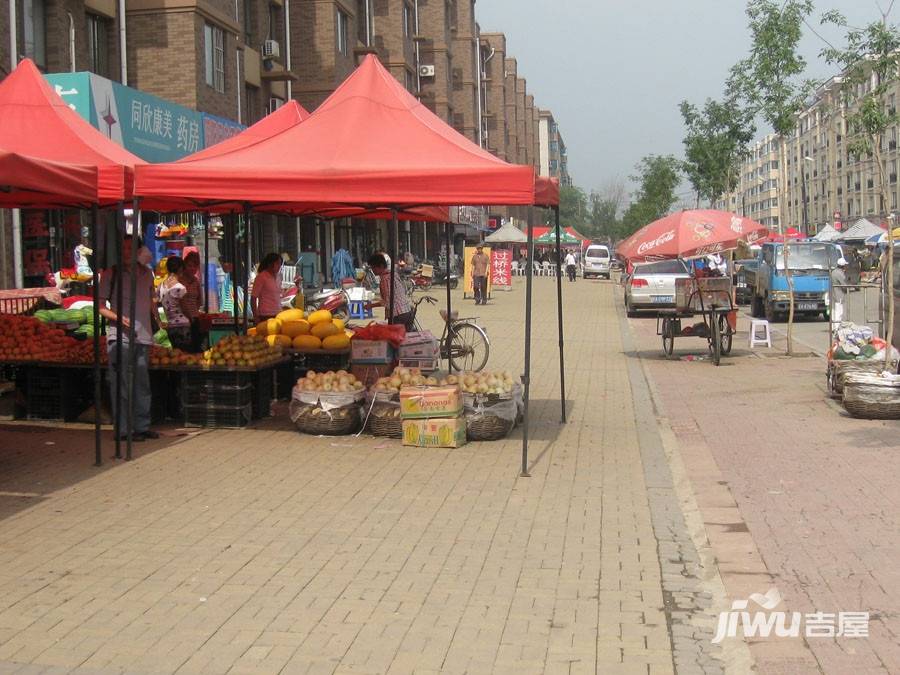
311,321,341,339
277,308,305,322
332,318,346,332
282,320,310,338
255,320,268,336
292,334,322,351
307,309,332,325
247,327,258,337
322,333,351,350
266,334,292,348
265,318,283,335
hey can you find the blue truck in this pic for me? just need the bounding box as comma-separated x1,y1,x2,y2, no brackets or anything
747,241,842,322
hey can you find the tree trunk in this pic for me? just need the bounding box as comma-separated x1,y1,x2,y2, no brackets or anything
874,139,895,370
782,138,795,355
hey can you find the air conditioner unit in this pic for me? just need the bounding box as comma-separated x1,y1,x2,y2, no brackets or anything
269,97,284,114
419,64,435,78
262,39,280,60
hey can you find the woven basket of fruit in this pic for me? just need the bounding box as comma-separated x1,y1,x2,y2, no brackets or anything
465,396,518,441
290,370,366,435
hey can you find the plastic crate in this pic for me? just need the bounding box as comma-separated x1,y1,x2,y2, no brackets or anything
24,366,92,421
292,350,351,373
181,382,252,407
252,367,273,418
183,403,252,428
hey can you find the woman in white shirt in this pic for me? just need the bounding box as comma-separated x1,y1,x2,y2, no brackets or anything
159,256,193,351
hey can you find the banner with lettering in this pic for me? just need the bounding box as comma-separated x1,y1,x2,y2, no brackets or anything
490,249,512,290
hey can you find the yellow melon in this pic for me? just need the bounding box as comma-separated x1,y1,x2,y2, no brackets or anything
311,321,341,339
332,318,346,332
247,327,257,337
322,333,351,350
277,308,305,323
292,334,322,351
282,320,311,338
255,320,268,336
306,309,333,326
265,318,283,335
344,328,355,338
266,334,292,348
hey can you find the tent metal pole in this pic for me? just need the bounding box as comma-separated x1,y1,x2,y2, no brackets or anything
204,215,209,312
114,204,124,459
91,204,102,467
521,222,534,478
389,209,397,323
445,221,452,373
126,199,141,462
554,206,567,423
232,215,239,335
243,204,251,334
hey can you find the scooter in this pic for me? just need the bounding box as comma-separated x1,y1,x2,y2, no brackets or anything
432,264,459,289
305,287,350,321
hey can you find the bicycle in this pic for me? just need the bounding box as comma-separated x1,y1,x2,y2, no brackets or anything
411,296,490,371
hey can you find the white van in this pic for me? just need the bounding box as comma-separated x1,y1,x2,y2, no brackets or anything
582,244,611,279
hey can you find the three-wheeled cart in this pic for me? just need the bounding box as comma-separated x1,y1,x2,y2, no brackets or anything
656,276,735,366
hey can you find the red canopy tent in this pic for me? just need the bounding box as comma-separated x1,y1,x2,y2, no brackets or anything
135,54,559,477
0,58,147,466
0,59,143,206
134,55,535,206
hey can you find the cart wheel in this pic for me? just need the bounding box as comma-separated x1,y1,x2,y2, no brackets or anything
718,314,733,356
710,316,721,366
662,318,674,356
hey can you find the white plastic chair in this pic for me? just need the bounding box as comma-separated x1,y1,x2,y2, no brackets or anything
542,261,552,277
533,261,543,277
510,260,519,277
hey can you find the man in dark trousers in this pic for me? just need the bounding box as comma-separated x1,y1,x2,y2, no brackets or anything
471,244,490,305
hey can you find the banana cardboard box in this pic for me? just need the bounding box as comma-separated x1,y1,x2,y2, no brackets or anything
402,417,467,448
399,385,462,419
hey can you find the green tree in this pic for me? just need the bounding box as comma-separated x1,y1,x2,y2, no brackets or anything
559,185,589,233
586,177,626,242
730,0,814,354
621,155,682,236
822,10,900,368
679,95,756,206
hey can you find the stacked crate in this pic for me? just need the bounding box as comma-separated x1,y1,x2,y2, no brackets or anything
181,369,272,428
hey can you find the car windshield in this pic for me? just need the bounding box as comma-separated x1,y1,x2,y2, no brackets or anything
774,243,837,270
635,260,688,275
586,247,609,259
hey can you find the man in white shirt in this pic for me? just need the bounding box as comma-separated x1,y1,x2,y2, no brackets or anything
564,250,577,282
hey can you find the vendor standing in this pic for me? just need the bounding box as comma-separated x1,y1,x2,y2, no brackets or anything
251,253,284,322
471,244,490,305
368,253,414,329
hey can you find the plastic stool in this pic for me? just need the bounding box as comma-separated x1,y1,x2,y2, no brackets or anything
349,300,372,320
749,319,772,348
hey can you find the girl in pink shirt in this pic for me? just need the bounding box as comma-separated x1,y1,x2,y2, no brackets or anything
251,253,284,321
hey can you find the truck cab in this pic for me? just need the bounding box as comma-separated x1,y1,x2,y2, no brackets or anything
749,241,840,321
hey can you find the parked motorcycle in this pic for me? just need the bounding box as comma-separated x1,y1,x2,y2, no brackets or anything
304,287,350,321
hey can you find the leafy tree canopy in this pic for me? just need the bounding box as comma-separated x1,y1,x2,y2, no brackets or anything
621,155,682,236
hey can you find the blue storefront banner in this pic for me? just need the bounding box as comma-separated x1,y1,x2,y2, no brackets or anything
46,73,244,162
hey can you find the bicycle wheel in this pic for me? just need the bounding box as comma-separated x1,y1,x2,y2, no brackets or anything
661,317,674,356
718,313,733,355
448,322,490,372
710,315,721,366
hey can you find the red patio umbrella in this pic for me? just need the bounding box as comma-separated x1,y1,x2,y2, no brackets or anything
616,210,768,262
757,227,804,243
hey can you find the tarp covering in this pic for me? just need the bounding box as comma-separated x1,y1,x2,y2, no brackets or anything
135,55,535,206
837,218,885,241
813,224,841,241
530,226,589,242
535,226,580,244
0,59,143,206
534,176,560,207
485,222,528,243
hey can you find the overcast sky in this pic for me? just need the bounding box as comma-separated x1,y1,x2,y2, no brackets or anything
475,1,887,201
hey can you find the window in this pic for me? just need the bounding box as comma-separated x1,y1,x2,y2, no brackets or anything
243,0,253,44
336,9,349,55
23,0,46,68
86,14,109,77
403,2,414,40
204,23,225,93
357,0,369,45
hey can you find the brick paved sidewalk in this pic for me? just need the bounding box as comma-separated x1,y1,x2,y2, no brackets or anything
627,308,900,674
0,279,732,674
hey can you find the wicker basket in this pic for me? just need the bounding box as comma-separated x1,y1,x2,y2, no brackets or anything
292,402,362,435
830,359,898,395
467,413,515,441
842,373,900,419
366,401,403,438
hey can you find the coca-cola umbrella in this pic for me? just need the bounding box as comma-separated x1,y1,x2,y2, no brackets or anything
617,210,768,262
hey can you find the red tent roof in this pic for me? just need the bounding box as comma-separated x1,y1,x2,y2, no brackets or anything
0,59,143,206
531,226,589,242
534,177,560,207
183,100,309,161
135,55,535,207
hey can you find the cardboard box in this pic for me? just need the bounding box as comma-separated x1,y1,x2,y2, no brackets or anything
399,331,440,359
402,416,467,448
351,339,396,364
350,363,394,389
399,385,462,419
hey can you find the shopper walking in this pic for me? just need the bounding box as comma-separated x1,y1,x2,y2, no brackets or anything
565,250,577,282
98,235,159,441
471,244,490,305
251,253,284,322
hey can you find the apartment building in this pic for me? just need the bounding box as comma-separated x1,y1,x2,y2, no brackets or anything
715,134,781,230
449,1,479,143
538,109,571,186
479,32,507,160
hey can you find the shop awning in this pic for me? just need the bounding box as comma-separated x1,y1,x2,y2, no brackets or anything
0,59,143,206
134,55,535,207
